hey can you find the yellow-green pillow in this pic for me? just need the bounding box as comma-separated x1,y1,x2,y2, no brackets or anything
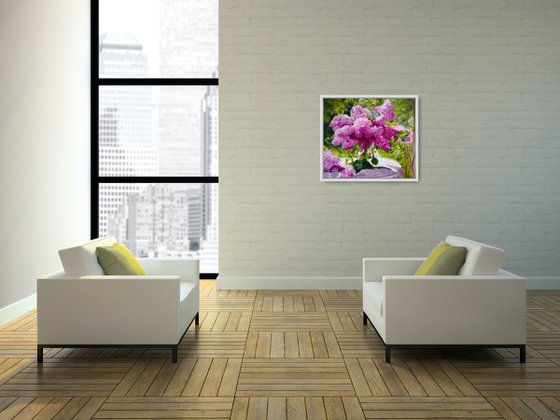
416,243,467,276
96,246,137,275
112,243,147,275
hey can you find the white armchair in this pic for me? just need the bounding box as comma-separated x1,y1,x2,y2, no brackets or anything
363,236,526,363
37,237,200,363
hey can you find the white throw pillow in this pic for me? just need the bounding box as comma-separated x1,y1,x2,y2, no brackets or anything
59,236,117,276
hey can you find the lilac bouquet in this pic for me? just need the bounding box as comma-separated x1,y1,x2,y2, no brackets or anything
323,99,415,179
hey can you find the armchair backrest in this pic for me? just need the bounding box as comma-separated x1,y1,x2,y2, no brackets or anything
59,236,117,276
445,235,504,275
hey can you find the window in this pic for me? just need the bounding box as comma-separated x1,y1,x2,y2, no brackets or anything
92,0,218,275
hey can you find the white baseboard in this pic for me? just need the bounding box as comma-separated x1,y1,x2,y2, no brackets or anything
0,294,37,326
217,276,362,290
217,276,560,290
526,277,560,290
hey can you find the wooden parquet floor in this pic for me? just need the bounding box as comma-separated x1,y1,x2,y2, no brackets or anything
1,283,560,419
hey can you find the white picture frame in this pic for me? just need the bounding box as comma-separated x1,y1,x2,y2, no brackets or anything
320,95,419,182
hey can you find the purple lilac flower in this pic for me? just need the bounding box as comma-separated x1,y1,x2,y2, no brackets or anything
329,114,353,129
352,117,370,139
337,166,357,178
406,131,415,143
373,135,392,151
374,99,395,124
350,105,372,120
332,125,358,150
383,125,404,140
323,149,344,172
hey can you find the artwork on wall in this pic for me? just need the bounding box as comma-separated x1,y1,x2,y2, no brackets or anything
321,95,418,182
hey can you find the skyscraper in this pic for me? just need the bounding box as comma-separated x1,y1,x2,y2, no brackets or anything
98,33,157,237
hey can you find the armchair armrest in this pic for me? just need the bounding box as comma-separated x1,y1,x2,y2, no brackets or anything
382,274,526,345
37,275,181,345
138,258,199,283
363,258,424,283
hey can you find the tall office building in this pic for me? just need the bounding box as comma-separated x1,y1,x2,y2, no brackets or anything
158,0,218,177
108,184,196,258
199,84,219,272
157,0,219,271
159,0,218,78
98,33,158,237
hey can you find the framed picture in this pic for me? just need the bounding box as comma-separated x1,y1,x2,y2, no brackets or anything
321,95,418,182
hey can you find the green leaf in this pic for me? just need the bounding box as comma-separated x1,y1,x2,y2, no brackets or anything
352,159,374,173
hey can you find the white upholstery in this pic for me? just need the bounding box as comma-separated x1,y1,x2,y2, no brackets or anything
363,236,525,350
445,235,505,275
38,238,200,349
58,236,117,276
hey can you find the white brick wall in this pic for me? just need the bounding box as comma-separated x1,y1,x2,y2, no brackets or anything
219,0,560,287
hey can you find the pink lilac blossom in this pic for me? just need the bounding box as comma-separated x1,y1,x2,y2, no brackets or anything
374,135,392,151
337,166,357,178
374,99,395,124
383,125,404,140
322,149,344,172
329,114,353,129
406,131,415,143
352,117,371,139
332,125,358,150
350,105,372,120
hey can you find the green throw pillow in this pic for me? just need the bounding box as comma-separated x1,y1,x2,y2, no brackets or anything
416,243,467,276
112,243,147,275
96,246,137,275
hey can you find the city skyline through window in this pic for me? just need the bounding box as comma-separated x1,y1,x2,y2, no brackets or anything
93,0,219,274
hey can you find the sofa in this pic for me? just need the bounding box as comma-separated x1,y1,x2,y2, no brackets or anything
362,235,526,363
37,236,199,363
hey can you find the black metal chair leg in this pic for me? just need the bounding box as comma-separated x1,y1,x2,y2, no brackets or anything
363,312,368,325
195,312,200,326
37,345,43,363
385,346,391,363
172,345,178,363
520,345,526,363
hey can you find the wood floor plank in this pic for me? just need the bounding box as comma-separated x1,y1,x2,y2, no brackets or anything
74,397,106,420
306,396,327,420
200,359,228,396
182,358,213,396
0,396,34,418
342,397,365,420
486,397,523,420
247,397,268,420
359,359,390,397
163,358,197,397
538,397,560,416
268,397,286,420
218,358,242,396
52,397,90,419
145,360,180,397
287,397,306,420
324,396,346,420
501,397,541,420
126,359,165,397
231,397,249,420
345,358,372,397
521,397,559,420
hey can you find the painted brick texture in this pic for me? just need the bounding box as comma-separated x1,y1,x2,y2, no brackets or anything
219,0,560,281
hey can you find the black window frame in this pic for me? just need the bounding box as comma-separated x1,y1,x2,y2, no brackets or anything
91,0,219,279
